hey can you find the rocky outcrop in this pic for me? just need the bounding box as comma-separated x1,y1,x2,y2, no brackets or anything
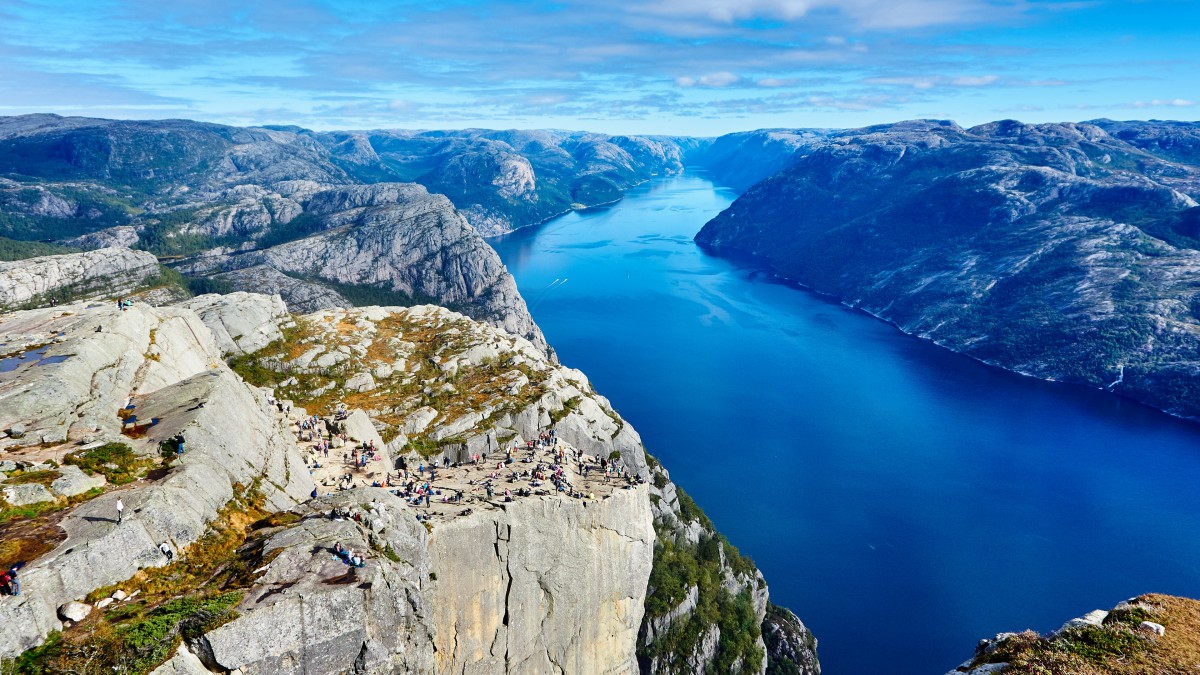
181,291,288,355
0,246,160,308
193,489,436,674
0,299,313,657
697,118,1200,419
178,184,548,352
637,457,819,675
63,225,140,250
762,604,820,675
946,593,1200,674
2,292,812,674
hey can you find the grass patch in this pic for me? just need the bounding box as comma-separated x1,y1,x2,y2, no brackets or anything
0,487,103,570
641,488,765,674
64,442,157,485
3,470,61,487
11,485,282,674
549,396,581,423
969,594,1200,674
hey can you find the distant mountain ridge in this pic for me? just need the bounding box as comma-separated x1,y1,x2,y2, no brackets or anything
0,114,690,347
695,118,1200,419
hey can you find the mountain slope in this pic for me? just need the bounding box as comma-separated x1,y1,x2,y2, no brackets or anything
696,119,1200,419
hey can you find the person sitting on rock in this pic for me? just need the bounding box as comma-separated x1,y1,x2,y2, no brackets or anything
159,541,174,562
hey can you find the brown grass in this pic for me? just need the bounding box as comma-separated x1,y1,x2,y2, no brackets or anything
979,594,1200,675
4,469,61,487
229,308,556,454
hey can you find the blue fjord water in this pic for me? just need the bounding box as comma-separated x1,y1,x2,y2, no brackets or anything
490,172,1200,674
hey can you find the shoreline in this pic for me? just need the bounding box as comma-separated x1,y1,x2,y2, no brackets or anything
696,240,1200,429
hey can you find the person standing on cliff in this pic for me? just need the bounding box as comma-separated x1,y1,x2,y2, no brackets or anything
116,497,124,524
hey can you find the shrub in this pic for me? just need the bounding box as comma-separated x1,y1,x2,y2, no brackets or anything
64,443,156,485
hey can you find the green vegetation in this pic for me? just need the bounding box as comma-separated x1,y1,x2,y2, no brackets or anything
0,186,139,241
284,272,441,308
0,236,78,261
763,603,818,675
675,488,713,530
256,212,324,249
549,396,581,423
0,499,63,525
965,594,1200,674
64,442,157,485
8,485,280,675
2,470,61,487
641,535,764,673
641,486,764,674
135,207,242,257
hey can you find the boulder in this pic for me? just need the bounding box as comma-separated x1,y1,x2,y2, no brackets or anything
1139,620,1166,636
148,644,212,675
400,407,438,435
182,293,288,356
1,483,54,506
57,601,91,622
49,464,106,497
1057,609,1108,632
344,371,376,393
342,409,384,448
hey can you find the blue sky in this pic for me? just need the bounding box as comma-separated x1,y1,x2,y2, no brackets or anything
0,0,1196,135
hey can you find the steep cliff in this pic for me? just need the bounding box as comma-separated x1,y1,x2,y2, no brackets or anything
0,246,161,309
1,291,815,674
686,129,828,192
175,184,547,351
697,119,1200,419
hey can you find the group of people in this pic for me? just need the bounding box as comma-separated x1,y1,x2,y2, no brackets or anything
0,565,21,596
332,542,365,567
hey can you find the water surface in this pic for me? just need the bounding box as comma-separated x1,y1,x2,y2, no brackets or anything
491,173,1200,674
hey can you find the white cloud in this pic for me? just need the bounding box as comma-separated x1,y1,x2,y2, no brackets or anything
757,77,801,88
867,74,1003,89
1130,98,1195,108
677,71,741,87
950,75,998,86
627,0,1021,31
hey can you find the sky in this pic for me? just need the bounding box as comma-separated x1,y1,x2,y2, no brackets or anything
0,0,1197,135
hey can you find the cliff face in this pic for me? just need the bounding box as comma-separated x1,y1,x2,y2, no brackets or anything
1,291,815,674
696,119,1200,419
425,487,654,674
175,184,547,351
686,129,828,193
0,246,160,309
